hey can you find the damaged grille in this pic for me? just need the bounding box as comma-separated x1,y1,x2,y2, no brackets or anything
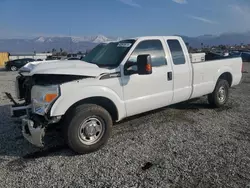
16,74,89,104
16,75,32,104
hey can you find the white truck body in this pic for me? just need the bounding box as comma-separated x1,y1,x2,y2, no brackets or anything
11,36,242,153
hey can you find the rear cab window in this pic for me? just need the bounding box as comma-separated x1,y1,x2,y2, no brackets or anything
167,39,186,65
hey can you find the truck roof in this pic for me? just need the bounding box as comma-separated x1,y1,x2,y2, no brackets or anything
122,35,183,41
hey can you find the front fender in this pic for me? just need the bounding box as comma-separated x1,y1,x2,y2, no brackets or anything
50,84,126,121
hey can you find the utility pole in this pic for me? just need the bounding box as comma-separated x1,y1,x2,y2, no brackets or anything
69,27,72,53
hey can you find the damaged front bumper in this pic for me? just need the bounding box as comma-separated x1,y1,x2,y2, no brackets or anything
6,92,61,148
21,114,61,147
5,90,46,147
22,117,45,147
9,104,31,117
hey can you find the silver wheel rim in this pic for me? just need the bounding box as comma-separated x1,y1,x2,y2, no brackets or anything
78,117,105,145
11,66,17,71
218,86,226,103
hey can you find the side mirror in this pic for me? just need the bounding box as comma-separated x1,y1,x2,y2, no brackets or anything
137,54,152,75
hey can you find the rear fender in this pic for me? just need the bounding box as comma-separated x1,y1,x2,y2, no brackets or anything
214,66,233,87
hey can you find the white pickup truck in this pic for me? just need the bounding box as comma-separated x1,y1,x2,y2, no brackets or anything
9,36,242,154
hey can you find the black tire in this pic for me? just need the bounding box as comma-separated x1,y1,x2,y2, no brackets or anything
208,79,229,108
63,104,112,154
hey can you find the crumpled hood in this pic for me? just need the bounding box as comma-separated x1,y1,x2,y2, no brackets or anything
19,60,60,73
25,60,111,77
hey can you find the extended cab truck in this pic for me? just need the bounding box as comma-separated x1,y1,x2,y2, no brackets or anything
10,36,242,154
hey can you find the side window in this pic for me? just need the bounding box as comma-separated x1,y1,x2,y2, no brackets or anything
128,40,167,67
14,60,21,64
21,59,27,63
27,59,34,62
167,39,186,65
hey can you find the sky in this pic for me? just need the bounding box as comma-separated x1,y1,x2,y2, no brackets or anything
0,0,250,38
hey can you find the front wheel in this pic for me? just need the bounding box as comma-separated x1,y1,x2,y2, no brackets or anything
208,79,229,108
63,104,112,154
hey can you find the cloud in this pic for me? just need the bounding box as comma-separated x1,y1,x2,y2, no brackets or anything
188,15,218,24
117,0,141,8
172,0,187,4
227,4,250,31
229,4,250,20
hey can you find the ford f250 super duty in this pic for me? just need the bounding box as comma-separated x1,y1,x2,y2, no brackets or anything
8,36,242,154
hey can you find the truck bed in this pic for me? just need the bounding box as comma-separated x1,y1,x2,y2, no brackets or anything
191,57,242,99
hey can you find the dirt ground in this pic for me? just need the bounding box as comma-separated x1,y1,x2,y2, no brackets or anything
0,63,249,188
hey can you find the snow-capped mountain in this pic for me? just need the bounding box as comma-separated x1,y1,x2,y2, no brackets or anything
0,35,124,52
34,35,121,44
0,32,250,53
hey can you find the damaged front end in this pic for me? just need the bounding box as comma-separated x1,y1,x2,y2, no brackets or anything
21,114,62,147
7,73,90,147
6,74,33,117
22,116,46,147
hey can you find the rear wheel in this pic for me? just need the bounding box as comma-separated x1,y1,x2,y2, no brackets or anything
63,104,112,154
10,66,17,71
208,79,229,108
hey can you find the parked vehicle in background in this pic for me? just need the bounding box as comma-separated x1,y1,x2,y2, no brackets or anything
67,57,81,60
8,36,242,154
17,44,108,73
5,58,35,71
229,50,250,62
45,56,62,60
241,52,250,62
205,52,226,61
67,53,83,59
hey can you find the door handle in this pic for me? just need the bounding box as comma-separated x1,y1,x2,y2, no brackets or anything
167,72,172,81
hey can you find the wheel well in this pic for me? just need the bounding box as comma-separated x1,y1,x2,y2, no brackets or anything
66,97,118,121
218,72,232,87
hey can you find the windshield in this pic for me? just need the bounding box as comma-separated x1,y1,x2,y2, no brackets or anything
81,39,136,68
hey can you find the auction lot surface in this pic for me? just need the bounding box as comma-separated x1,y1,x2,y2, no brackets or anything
0,64,250,188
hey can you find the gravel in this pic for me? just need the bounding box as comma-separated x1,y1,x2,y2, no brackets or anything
0,64,250,188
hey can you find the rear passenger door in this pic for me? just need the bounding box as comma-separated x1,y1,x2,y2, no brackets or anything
166,39,192,103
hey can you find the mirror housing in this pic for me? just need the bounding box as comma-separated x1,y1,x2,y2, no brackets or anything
137,54,152,75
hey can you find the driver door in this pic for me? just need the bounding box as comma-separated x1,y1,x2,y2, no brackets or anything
121,39,174,117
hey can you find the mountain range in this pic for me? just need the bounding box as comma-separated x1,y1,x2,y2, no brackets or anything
0,32,250,53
